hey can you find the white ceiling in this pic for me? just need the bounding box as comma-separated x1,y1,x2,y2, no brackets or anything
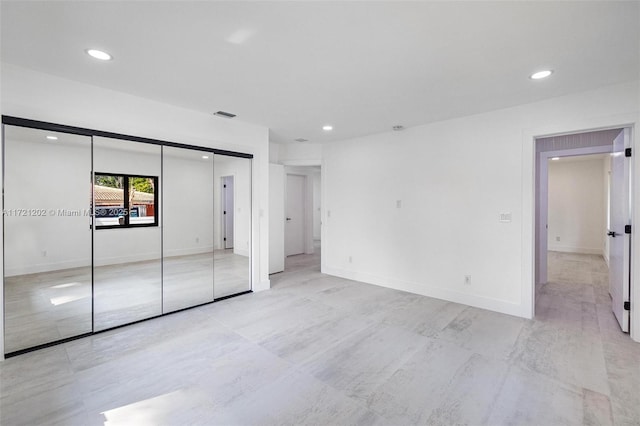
1,1,638,144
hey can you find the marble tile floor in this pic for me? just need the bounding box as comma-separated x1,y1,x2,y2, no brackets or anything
1,250,638,425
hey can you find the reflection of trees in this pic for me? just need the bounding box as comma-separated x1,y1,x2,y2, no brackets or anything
95,175,154,193
95,175,122,189
130,177,154,194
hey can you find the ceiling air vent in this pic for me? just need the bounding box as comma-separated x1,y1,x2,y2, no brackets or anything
294,138,309,143
214,111,236,118
392,125,405,131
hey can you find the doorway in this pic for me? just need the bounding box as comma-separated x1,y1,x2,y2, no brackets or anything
285,174,306,256
222,175,234,249
534,128,631,333
273,166,322,277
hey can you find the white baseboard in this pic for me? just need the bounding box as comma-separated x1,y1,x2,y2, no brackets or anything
92,252,162,267
322,266,526,318
5,258,91,277
548,245,603,255
234,248,250,257
252,279,270,292
163,246,214,258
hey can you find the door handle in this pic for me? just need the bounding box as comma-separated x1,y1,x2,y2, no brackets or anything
286,217,292,221
607,231,617,237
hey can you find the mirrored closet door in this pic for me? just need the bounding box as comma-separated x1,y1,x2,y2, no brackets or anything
92,137,162,331
3,119,253,355
162,146,214,312
213,154,251,298
3,126,92,353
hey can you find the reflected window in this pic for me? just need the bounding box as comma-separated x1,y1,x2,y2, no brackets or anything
94,173,158,228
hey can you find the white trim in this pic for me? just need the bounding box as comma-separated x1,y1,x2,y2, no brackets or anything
324,266,524,317
252,279,270,292
5,259,91,277
537,145,614,285
281,159,322,167
547,247,604,255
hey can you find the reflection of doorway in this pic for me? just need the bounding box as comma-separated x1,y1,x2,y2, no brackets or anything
285,174,306,256
222,175,234,249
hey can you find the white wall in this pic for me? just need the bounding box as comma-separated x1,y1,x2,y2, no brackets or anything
0,63,271,357
4,133,92,276
323,80,639,319
163,148,215,258
277,142,322,166
547,158,606,255
313,171,321,240
269,163,285,274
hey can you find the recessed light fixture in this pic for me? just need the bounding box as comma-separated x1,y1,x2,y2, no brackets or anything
551,157,560,161
530,70,553,80
46,135,58,140
202,155,210,159
85,49,112,61
294,138,309,143
322,125,333,131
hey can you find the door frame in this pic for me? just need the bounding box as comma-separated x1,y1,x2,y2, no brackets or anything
284,172,308,257
536,145,613,286
523,116,637,342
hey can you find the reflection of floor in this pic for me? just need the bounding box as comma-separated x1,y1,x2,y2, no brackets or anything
1,250,638,425
3,250,250,353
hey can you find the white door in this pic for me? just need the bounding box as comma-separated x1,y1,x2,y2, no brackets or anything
222,176,234,249
285,174,305,256
608,129,631,332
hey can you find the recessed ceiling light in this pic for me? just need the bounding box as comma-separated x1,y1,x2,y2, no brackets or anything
551,157,560,161
86,49,112,61
530,70,553,80
294,138,309,143
322,125,333,131
202,155,210,159
46,135,58,140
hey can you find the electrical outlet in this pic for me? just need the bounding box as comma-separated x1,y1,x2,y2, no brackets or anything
348,256,353,263
464,275,471,285
195,237,200,243
42,250,47,257
556,236,560,242
396,200,402,208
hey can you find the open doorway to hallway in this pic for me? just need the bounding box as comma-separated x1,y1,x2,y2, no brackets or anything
268,164,321,278
538,154,613,329
284,166,321,273
534,128,632,335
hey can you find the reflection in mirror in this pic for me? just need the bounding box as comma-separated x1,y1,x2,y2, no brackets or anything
92,137,162,331
162,147,214,312
214,155,251,298
3,125,92,353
